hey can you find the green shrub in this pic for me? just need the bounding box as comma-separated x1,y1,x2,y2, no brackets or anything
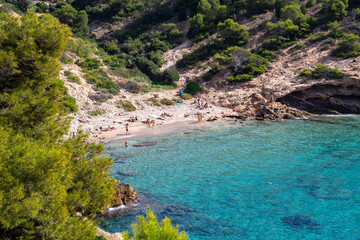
172,97,183,104
69,38,96,58
217,19,249,46
203,68,220,81
295,43,305,49
355,8,360,19
299,63,344,79
125,81,141,94
85,69,119,92
61,53,74,64
176,53,199,69
103,55,126,68
89,109,106,116
214,46,268,82
76,57,101,70
306,0,316,7
52,5,89,36
117,100,137,111
64,70,81,84
34,2,48,13
184,81,204,95
245,0,275,14
332,34,360,58
181,93,193,100
275,0,299,17
281,5,305,25
322,0,348,21
309,32,327,42
162,69,180,84
148,97,161,106
160,98,174,105
123,208,189,240
4,0,31,12
61,95,78,112
257,48,276,60
135,57,162,82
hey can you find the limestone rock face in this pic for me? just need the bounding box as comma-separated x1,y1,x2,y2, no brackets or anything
113,181,137,206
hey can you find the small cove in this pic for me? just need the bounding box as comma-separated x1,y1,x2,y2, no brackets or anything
100,116,360,240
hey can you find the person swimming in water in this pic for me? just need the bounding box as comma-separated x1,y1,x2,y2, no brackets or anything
125,140,129,147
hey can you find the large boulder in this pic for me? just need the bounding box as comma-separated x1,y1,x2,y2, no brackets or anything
113,181,137,206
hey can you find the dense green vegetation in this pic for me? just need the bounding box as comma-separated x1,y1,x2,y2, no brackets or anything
123,208,190,240
0,11,117,239
332,34,360,58
214,47,268,82
299,63,344,79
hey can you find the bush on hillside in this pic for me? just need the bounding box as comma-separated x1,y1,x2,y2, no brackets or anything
64,70,81,84
244,0,275,14
332,34,360,58
299,63,344,79
275,0,299,17
162,69,180,84
184,81,204,95
160,98,174,105
172,97,183,103
117,100,137,111
52,5,89,35
214,46,268,82
76,57,102,70
217,19,249,46
281,5,305,25
5,0,32,12
181,93,193,100
148,97,161,106
322,0,349,21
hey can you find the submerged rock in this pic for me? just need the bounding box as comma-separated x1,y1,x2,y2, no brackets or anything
133,141,157,147
115,170,138,177
281,215,319,229
113,181,137,207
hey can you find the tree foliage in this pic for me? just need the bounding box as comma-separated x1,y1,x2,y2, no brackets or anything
53,5,89,35
332,33,360,58
244,0,275,14
123,208,190,240
281,5,305,25
217,19,249,46
215,46,268,82
322,0,349,21
299,63,344,79
0,11,117,240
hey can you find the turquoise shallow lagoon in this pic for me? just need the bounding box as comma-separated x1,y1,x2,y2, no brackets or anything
100,116,360,240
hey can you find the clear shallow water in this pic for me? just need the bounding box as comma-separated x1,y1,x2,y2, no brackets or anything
100,116,360,240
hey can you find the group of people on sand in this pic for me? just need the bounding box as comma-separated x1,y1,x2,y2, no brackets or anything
129,116,138,122
193,99,209,110
161,112,173,117
146,118,156,127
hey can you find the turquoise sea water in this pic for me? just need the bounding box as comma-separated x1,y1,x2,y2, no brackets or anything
99,116,360,240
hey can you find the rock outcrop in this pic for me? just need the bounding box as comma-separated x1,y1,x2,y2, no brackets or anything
255,102,311,120
113,181,137,207
96,227,123,240
278,78,360,114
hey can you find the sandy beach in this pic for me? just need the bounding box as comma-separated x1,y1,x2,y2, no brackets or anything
68,93,233,142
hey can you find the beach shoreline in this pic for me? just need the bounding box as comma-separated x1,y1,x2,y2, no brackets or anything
89,117,234,143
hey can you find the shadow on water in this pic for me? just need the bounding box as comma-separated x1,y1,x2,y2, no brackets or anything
281,215,320,229
98,190,248,238
297,176,355,200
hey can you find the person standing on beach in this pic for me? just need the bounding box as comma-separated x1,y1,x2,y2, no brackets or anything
125,123,130,135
